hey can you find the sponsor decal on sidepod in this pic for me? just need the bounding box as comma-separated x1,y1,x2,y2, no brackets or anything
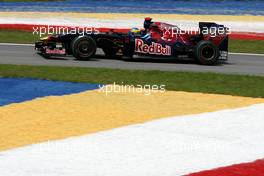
135,39,171,56
45,48,66,55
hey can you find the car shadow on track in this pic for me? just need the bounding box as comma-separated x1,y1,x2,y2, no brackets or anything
95,54,226,66
39,53,226,66
39,54,100,62
95,54,197,64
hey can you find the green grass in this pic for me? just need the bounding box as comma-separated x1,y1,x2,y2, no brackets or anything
0,64,263,98
229,39,264,54
0,30,39,44
0,29,264,54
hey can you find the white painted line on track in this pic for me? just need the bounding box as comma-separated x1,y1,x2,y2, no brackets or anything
229,52,264,56
0,43,34,46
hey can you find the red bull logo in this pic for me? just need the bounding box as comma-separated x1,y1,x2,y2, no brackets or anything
46,48,66,55
135,39,171,56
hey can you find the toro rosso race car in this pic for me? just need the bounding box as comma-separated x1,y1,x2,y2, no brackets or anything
35,18,228,65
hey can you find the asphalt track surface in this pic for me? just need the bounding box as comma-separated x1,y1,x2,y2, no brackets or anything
0,44,264,76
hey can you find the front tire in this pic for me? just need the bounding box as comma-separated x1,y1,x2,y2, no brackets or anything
195,41,219,65
71,36,96,60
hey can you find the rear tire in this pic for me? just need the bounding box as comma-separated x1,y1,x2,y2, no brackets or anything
195,41,219,65
71,36,96,60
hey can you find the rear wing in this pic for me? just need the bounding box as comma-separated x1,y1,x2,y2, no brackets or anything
199,22,229,36
199,22,222,30
199,22,229,61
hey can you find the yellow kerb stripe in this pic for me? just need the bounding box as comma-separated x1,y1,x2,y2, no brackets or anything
0,87,263,151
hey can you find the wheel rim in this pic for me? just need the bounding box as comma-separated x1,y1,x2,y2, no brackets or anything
201,45,215,60
77,40,94,57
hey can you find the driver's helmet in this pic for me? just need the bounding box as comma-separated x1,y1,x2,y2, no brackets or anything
144,17,153,29
130,27,141,34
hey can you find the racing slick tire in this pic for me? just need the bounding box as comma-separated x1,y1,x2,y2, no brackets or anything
71,36,97,60
195,41,219,65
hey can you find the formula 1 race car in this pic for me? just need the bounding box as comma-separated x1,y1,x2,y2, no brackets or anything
35,18,228,65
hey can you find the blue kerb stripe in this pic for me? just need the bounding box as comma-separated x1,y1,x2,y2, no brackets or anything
0,78,102,106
